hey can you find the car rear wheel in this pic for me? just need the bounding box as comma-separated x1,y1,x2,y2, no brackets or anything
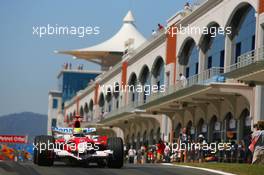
34,135,55,166
107,137,124,168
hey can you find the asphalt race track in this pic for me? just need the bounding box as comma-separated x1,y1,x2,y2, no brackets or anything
0,161,227,175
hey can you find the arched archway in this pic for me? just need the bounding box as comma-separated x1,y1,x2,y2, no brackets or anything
70,113,73,122
139,65,151,103
143,130,147,146
79,106,84,118
106,88,112,112
149,129,154,145
151,56,165,90
128,73,138,103
66,114,70,123
84,103,89,121
156,127,161,142
131,133,135,148
186,120,195,140
224,112,237,141
89,99,94,121
126,134,130,147
209,115,221,142
225,3,256,64
178,37,199,78
174,123,182,141
197,118,207,137
113,82,120,109
73,111,76,117
137,132,141,149
199,22,225,71
98,93,105,120
239,108,251,140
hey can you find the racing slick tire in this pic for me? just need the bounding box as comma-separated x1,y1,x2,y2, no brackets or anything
33,137,38,164
34,135,55,166
107,137,124,168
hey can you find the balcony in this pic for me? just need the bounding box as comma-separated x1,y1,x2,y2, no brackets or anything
148,67,224,103
225,47,264,84
101,67,225,122
98,47,264,123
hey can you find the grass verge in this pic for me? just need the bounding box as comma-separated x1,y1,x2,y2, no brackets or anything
175,163,264,175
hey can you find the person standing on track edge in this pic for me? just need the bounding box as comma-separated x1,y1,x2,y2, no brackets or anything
128,146,136,164
156,139,165,163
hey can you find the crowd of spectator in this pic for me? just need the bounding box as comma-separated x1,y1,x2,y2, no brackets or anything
63,63,84,70
125,121,264,165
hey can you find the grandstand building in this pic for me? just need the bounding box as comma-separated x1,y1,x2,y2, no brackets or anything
48,0,264,148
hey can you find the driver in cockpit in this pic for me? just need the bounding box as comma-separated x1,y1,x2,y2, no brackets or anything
72,128,85,137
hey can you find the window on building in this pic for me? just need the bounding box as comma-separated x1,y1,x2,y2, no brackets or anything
195,62,199,74
204,32,225,68
251,35,255,50
207,56,212,69
185,67,190,78
186,44,199,77
52,99,58,109
51,119,57,127
235,42,241,63
231,7,256,65
220,50,225,68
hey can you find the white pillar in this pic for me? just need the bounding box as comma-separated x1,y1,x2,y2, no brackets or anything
254,86,264,122
237,119,240,141
198,48,206,73
224,35,234,72
47,91,62,135
161,114,172,142
256,12,264,51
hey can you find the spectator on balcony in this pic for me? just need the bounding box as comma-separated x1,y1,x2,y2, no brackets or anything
63,62,68,70
152,29,157,36
184,2,192,14
80,64,84,70
179,73,187,87
157,24,164,32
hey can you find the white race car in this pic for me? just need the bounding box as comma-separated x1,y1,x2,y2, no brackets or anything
33,126,124,168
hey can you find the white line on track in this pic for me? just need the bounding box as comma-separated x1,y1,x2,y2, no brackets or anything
161,163,237,175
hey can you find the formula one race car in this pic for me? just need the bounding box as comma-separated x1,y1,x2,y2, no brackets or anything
33,120,124,168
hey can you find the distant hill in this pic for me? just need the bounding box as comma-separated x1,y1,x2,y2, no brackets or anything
0,112,47,143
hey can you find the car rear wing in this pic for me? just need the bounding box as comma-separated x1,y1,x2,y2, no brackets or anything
52,127,96,134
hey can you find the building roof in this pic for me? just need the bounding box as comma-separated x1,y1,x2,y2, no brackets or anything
57,11,146,70
57,69,102,78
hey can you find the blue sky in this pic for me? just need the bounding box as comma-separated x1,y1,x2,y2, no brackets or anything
0,0,191,116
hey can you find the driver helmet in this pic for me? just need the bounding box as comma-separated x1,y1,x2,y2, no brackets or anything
198,134,204,138
73,128,83,135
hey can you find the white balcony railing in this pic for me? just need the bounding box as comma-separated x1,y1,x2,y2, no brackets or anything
148,67,224,103
102,67,224,120
101,102,138,120
225,47,264,72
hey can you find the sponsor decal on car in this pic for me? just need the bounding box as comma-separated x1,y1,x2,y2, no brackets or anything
52,127,96,134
